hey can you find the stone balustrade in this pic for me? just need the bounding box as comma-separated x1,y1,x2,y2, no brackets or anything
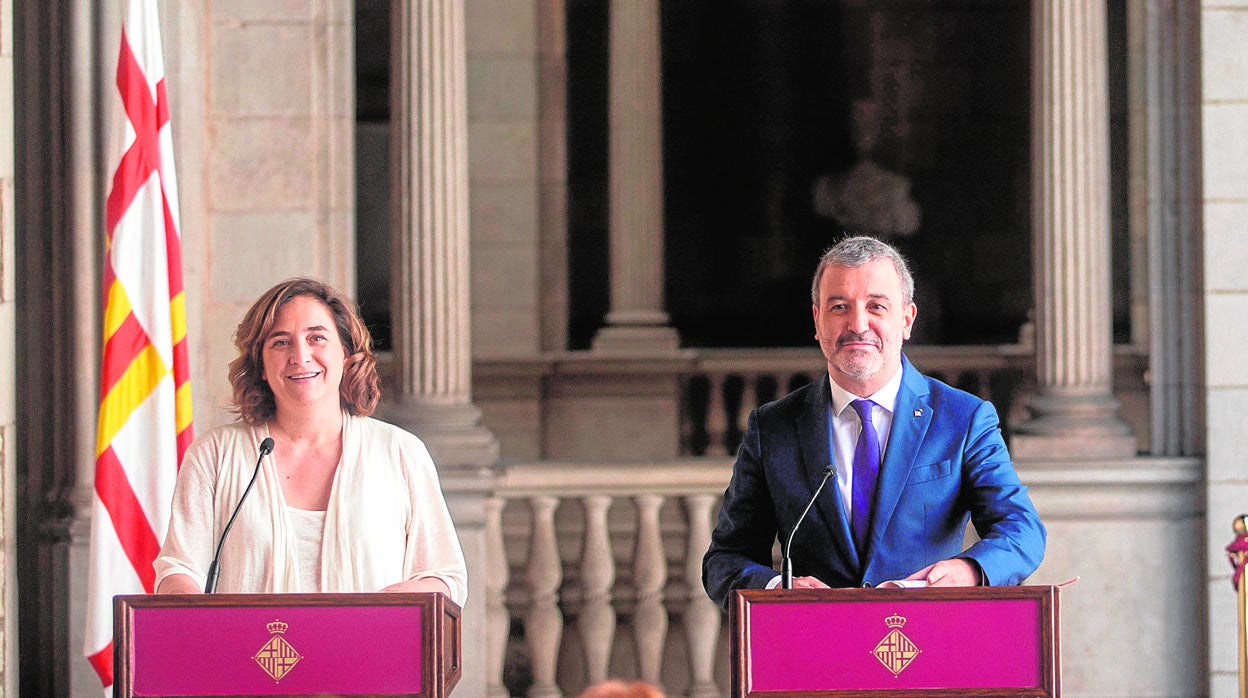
487,460,733,697
462,344,1165,696
681,345,1043,456
474,343,1149,463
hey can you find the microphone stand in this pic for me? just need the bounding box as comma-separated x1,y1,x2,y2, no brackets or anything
204,437,274,593
781,465,835,590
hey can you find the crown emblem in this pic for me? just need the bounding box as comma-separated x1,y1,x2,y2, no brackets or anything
872,613,920,676
255,619,301,682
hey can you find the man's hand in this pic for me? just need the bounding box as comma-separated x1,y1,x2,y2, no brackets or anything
905,558,981,587
790,576,831,590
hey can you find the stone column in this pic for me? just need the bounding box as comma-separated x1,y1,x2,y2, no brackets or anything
69,0,108,694
1012,0,1135,459
592,0,679,353
387,4,497,697
0,0,16,692
387,0,498,468
538,0,570,353
1133,0,1203,457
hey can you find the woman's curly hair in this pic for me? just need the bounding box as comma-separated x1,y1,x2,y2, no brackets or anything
228,277,380,426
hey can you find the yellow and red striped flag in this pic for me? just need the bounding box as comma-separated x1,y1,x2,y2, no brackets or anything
83,0,192,689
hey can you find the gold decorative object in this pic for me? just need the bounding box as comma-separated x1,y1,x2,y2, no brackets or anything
1227,516,1248,698
871,612,921,677
254,618,302,683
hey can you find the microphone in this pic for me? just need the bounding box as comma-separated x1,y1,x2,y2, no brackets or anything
204,436,274,593
781,464,835,590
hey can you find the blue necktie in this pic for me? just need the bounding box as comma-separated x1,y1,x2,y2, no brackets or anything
850,399,881,554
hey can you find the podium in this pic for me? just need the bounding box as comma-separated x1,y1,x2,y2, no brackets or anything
114,592,461,697
731,586,1060,697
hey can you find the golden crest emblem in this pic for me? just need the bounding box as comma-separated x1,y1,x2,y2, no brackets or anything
871,613,921,676
254,619,302,682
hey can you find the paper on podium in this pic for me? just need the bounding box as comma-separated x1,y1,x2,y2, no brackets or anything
875,579,929,589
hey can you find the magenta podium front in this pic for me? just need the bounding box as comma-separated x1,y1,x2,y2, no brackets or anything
114,592,461,697
731,586,1060,697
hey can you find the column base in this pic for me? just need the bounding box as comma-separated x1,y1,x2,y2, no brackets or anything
438,469,492,698
591,324,681,354
69,492,100,698
1010,391,1138,459
381,399,500,469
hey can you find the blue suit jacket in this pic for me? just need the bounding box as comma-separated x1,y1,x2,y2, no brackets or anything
702,355,1046,609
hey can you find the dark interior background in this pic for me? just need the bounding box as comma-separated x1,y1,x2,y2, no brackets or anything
566,0,1129,349
358,0,1130,351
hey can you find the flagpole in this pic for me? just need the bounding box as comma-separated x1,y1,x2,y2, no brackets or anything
1242,570,1247,698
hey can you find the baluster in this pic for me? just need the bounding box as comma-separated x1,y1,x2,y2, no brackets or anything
579,495,617,686
976,369,991,400
683,494,721,698
705,373,727,456
485,496,510,698
722,374,745,455
955,369,982,398
683,374,711,456
527,496,564,698
788,371,813,394
742,372,758,415
632,494,669,686
754,372,779,406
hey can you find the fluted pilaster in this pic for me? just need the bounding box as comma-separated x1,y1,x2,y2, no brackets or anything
1013,0,1135,459
387,9,496,698
592,0,679,353
387,0,498,467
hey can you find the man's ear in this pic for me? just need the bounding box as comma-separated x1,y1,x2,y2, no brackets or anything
902,302,917,340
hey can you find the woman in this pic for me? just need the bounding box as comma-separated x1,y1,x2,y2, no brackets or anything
154,278,467,604
579,681,665,698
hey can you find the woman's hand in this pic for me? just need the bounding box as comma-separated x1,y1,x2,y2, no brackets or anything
156,574,202,594
380,576,451,596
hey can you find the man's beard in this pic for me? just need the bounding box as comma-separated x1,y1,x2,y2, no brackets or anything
833,331,885,380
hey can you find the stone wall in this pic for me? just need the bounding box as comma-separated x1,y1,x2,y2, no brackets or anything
172,2,356,431
1203,2,1248,695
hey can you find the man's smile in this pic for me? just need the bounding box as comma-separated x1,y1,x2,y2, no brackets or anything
837,333,882,350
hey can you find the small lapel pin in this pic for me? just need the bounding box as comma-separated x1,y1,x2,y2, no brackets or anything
914,409,923,417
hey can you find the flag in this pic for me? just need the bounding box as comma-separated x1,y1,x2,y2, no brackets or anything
83,0,192,689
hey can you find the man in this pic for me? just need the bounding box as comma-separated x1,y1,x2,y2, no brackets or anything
702,236,1045,609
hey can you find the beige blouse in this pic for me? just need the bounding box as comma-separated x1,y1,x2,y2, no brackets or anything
154,412,468,605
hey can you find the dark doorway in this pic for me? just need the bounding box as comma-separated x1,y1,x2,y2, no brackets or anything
567,1,1077,349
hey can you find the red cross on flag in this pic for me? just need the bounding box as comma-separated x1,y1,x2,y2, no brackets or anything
84,0,193,689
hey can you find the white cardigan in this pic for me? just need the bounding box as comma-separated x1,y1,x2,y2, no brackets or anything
154,413,468,605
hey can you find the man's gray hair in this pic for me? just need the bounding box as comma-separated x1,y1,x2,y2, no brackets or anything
810,236,915,306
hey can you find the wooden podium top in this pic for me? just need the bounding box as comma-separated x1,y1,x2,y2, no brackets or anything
731,585,1060,697
114,592,461,697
